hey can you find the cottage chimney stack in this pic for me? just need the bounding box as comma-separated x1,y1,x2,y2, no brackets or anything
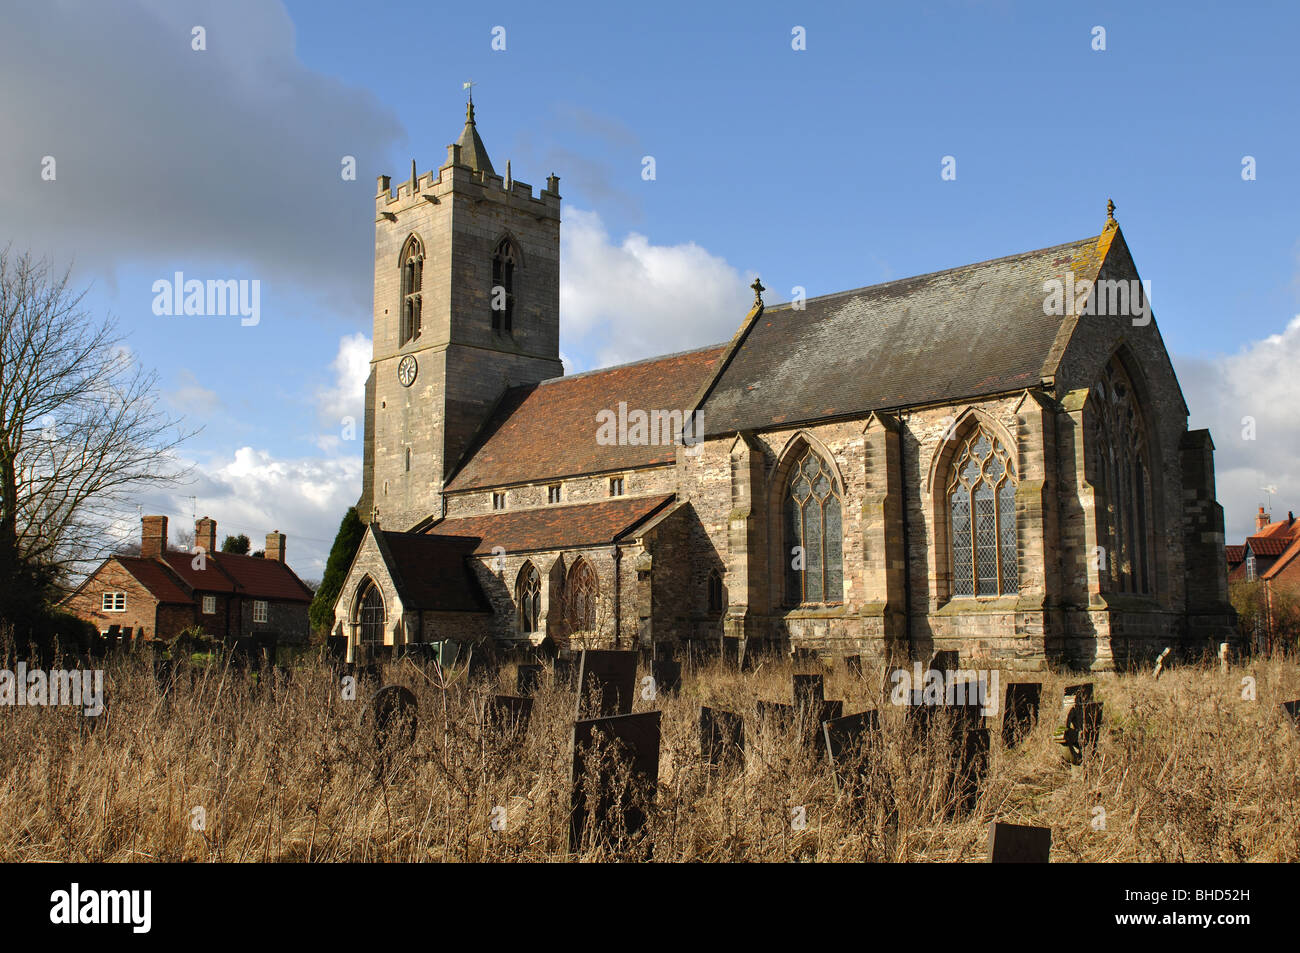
266,531,286,563
141,515,168,559
196,516,217,554
1257,506,1270,532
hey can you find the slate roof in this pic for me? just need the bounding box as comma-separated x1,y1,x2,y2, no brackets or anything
112,556,193,605
446,346,724,492
376,532,491,612
695,234,1111,435
424,494,676,554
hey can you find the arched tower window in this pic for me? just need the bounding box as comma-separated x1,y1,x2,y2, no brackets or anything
947,423,1018,597
707,569,724,615
564,558,599,633
491,238,517,334
1091,358,1154,594
356,580,385,645
783,446,844,605
517,562,542,635
400,235,423,346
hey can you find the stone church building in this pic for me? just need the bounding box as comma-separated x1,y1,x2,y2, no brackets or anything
332,103,1235,671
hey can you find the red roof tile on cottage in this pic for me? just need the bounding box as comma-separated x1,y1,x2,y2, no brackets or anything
1226,545,1245,564
162,551,313,602
445,346,724,492
425,494,676,554
1245,535,1292,558
112,555,193,605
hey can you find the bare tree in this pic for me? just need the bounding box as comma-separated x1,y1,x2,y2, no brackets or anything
0,248,194,602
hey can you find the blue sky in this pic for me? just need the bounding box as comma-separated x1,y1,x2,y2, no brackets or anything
3,0,1297,576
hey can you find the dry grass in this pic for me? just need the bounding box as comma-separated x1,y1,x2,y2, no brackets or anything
2,646,1298,862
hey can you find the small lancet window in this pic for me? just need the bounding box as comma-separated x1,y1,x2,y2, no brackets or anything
491,238,516,333
400,235,423,346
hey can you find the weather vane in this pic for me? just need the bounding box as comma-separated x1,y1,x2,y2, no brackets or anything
463,79,476,104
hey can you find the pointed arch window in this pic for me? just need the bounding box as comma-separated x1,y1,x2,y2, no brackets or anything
491,238,516,333
783,446,844,605
356,581,385,645
517,563,542,634
707,569,724,615
1092,358,1154,594
948,424,1018,597
564,558,599,633
400,235,423,346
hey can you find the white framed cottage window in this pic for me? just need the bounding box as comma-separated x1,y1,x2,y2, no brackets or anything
253,601,268,624
102,591,126,612
202,595,216,615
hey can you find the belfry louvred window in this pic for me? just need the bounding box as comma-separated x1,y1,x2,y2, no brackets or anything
400,235,423,346
491,238,516,333
948,424,1018,597
783,447,844,605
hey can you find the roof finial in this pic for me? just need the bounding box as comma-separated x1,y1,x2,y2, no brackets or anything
751,277,766,307
463,79,476,121
1106,197,1116,226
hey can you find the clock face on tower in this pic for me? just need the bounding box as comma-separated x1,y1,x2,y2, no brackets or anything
397,354,418,387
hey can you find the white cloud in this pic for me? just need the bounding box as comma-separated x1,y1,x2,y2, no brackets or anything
1180,314,1300,543
560,208,751,369
318,332,370,424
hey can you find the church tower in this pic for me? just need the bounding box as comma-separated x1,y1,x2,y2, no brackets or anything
360,101,564,529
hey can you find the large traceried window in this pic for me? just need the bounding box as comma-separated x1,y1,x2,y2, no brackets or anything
400,235,423,346
491,238,516,334
517,563,542,635
948,424,1018,597
564,558,599,633
1092,358,1154,594
783,446,844,605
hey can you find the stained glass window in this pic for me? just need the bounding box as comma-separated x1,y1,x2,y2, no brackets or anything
784,447,844,605
948,424,1018,596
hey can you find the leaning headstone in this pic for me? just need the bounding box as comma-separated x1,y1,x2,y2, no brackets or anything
516,663,543,696
570,710,661,855
1062,683,1094,714
371,684,418,752
792,673,825,711
1152,646,1172,680
484,694,534,736
1060,701,1103,764
651,659,682,696
987,821,1051,863
575,649,638,718
822,709,879,792
699,706,744,767
1002,682,1042,748
552,657,577,690
720,636,740,668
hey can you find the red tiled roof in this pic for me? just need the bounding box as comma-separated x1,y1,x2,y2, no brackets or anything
114,556,193,605
445,346,724,492
1225,545,1245,564
1255,518,1297,537
162,551,312,602
424,494,675,554
1246,535,1292,557
1263,536,1300,582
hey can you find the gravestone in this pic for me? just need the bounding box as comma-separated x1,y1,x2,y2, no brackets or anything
105,625,120,649
229,636,257,671
651,659,682,696
1002,682,1042,748
120,627,134,645
484,694,534,736
255,632,278,669
516,663,543,696
553,657,577,689
953,727,990,815
756,700,794,724
699,706,744,767
326,635,347,662
1062,683,1094,713
152,659,175,699
792,673,825,711
575,649,638,718
987,821,1051,863
844,654,864,678
822,709,880,792
371,684,418,752
570,710,661,855
1060,701,1103,764
1282,700,1300,729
